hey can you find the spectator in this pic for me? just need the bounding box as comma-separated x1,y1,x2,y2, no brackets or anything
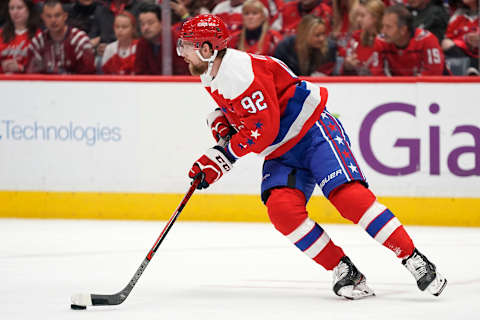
342,0,384,75
212,0,245,33
230,0,282,55
170,0,212,24
66,0,99,36
26,0,95,74
331,0,359,50
407,0,449,42
102,10,138,74
259,0,284,22
274,14,340,76
442,0,478,75
134,2,187,75
89,0,142,58
0,0,40,73
371,4,447,76
271,0,333,36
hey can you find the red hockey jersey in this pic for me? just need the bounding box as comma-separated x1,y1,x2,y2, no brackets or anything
27,26,95,74
371,28,445,76
0,29,39,73
342,30,380,75
202,49,328,160
211,1,244,33
445,9,479,58
271,0,333,36
101,40,138,75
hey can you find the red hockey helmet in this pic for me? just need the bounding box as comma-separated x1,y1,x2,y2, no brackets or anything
177,14,230,57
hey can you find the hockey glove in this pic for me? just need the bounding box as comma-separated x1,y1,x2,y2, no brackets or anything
206,108,236,143
188,146,235,189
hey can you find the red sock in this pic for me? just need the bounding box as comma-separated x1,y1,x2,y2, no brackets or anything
330,182,414,259
267,188,345,270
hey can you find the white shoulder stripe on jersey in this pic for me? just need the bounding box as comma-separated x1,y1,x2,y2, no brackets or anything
260,81,321,157
208,49,254,100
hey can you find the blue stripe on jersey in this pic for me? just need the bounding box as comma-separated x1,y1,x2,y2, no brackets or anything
272,81,310,145
366,209,394,237
295,223,323,251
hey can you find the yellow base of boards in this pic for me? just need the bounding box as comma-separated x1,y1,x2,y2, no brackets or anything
0,191,479,227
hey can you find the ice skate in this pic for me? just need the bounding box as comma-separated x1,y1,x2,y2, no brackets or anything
332,256,375,300
402,248,447,296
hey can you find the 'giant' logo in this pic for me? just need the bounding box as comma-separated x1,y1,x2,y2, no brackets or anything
359,103,480,177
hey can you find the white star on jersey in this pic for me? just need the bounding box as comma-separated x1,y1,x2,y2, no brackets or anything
334,135,344,145
321,112,328,119
250,129,261,139
348,163,358,173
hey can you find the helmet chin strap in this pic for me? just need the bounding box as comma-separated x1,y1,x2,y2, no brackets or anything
196,49,218,82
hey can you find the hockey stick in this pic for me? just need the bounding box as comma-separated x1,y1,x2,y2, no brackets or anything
70,178,201,310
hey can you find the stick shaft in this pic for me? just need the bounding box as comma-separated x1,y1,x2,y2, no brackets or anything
90,179,200,306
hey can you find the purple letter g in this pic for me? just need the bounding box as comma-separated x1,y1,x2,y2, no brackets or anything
359,103,420,176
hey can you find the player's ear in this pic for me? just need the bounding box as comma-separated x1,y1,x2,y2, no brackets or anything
200,42,213,58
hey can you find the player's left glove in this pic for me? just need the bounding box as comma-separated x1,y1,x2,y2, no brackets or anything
206,108,236,143
188,146,236,189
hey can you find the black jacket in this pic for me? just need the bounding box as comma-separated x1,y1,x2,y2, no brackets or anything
409,1,449,42
67,1,99,35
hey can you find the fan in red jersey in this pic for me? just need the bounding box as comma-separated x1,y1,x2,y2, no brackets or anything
26,0,95,74
211,0,245,33
229,0,282,56
271,0,333,36
102,11,138,75
0,0,41,73
371,4,448,76
177,14,447,299
342,0,385,75
441,0,479,75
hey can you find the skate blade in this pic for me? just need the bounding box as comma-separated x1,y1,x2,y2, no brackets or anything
337,284,376,300
427,272,447,296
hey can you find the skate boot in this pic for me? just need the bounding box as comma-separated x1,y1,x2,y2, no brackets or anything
402,248,447,296
332,256,375,300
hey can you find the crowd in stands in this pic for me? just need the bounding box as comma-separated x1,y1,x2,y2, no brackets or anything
0,0,478,76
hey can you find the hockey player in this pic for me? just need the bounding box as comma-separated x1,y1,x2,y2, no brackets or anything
177,14,447,299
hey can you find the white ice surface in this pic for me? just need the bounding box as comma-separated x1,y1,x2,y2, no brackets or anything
1,219,479,320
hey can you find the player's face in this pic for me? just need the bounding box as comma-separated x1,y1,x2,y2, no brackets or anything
139,12,162,41
42,4,67,34
114,15,134,42
177,40,209,76
381,13,402,45
8,0,29,28
307,23,327,49
243,8,265,30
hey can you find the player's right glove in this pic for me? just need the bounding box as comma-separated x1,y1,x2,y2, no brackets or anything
206,108,236,143
188,146,235,189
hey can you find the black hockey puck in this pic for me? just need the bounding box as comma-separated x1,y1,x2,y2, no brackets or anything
71,304,87,310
